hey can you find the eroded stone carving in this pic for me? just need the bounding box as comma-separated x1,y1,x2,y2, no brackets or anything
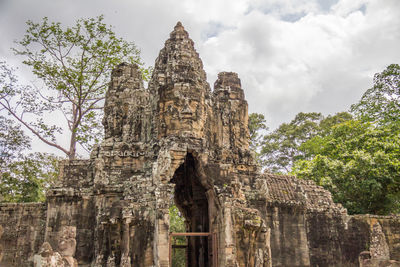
359,222,400,267
33,242,64,267
58,226,78,267
34,226,78,267
1,21,400,267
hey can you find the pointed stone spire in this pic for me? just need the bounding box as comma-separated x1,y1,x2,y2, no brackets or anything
170,21,189,40
149,22,211,139
150,22,209,87
214,72,245,100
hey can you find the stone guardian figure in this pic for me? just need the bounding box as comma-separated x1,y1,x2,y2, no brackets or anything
33,242,64,267
58,226,78,267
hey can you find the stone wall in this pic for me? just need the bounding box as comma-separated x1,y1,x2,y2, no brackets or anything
1,22,400,267
252,174,400,267
0,203,46,266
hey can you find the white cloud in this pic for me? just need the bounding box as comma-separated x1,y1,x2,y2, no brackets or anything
331,0,369,16
0,0,400,155
198,0,400,127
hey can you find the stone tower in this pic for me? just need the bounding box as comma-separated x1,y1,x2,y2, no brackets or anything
1,22,400,267
93,21,264,266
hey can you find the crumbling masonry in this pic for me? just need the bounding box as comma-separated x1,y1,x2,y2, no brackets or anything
1,22,400,267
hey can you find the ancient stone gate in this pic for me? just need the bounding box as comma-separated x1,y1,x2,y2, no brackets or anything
1,22,400,267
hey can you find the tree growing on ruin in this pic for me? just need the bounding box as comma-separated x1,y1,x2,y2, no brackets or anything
0,16,149,159
292,120,400,215
0,115,58,203
292,65,400,215
248,113,268,162
260,112,323,173
351,64,400,126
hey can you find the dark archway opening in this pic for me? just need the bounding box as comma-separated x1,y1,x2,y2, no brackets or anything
170,153,210,267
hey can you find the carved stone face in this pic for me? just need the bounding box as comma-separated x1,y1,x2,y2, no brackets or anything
159,82,206,138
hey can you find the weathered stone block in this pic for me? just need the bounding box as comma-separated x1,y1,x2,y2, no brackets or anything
1,21,400,267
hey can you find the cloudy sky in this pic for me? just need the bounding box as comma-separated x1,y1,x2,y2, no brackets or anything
1,0,400,151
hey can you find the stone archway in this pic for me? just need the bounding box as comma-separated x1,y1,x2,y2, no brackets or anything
170,153,213,267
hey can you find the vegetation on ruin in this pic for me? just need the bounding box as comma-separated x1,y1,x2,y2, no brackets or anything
0,15,398,216
1,16,149,160
0,16,150,202
169,205,186,267
253,64,400,215
0,115,59,202
351,64,400,126
248,112,268,162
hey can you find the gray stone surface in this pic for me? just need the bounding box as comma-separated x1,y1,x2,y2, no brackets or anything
1,22,400,267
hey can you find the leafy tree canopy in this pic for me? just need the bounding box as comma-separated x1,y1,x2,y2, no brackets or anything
260,112,324,173
1,15,150,159
351,64,400,126
1,152,59,203
291,64,400,215
248,113,268,162
1,114,59,203
0,115,31,166
293,120,400,215
169,204,186,266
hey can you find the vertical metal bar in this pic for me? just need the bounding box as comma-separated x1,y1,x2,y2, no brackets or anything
186,235,188,267
213,233,216,267
169,232,217,267
169,233,172,267
213,232,218,267
214,233,216,267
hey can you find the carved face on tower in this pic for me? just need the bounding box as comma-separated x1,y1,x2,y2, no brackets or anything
151,22,210,139
158,82,206,137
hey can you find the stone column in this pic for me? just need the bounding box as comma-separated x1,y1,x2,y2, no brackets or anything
121,218,131,267
0,225,3,263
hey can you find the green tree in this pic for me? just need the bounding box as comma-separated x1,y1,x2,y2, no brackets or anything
293,120,400,215
300,112,353,159
318,112,353,134
351,64,400,126
0,115,31,166
169,204,186,267
260,112,323,173
1,152,59,202
1,16,149,159
248,113,268,161
1,114,59,203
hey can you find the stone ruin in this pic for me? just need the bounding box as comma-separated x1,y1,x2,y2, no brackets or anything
1,22,400,267
33,226,78,267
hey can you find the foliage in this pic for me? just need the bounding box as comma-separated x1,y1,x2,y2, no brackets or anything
258,112,353,173
1,16,149,159
318,112,353,134
293,120,400,215
260,112,323,173
1,152,59,202
0,115,31,166
248,113,268,161
289,65,400,215
169,204,186,267
299,112,353,159
351,64,400,126
1,111,59,203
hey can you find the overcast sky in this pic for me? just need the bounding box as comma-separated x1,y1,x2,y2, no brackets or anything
1,0,400,154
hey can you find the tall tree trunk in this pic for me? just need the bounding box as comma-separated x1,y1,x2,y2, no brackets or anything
69,104,78,160
69,128,77,160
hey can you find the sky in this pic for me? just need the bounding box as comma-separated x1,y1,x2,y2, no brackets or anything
1,0,400,155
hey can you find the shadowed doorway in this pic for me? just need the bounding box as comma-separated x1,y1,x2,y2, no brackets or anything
170,153,211,267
